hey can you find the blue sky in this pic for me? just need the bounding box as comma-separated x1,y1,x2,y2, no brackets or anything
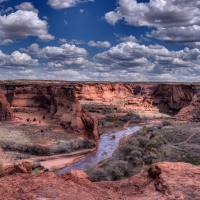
0,0,199,81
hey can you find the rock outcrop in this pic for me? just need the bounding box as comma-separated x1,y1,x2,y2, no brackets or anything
175,90,200,121
50,86,95,138
0,84,98,142
73,82,196,114
74,82,157,103
149,84,195,113
0,162,200,199
0,88,12,121
4,160,33,176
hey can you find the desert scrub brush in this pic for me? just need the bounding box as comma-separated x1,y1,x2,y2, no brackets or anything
0,161,4,178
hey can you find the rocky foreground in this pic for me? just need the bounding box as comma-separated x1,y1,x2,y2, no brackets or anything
0,162,199,200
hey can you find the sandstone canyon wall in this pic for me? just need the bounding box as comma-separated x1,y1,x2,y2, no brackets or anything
149,84,195,113
0,88,12,121
72,82,196,114
0,82,198,124
0,84,98,141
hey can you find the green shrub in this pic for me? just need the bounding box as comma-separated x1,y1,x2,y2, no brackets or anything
1,141,52,156
137,136,149,148
146,135,165,150
106,160,128,181
128,138,140,146
32,161,41,169
0,140,2,147
119,145,133,155
140,126,148,133
162,120,171,126
51,166,59,173
89,168,108,182
0,161,4,178
33,168,40,176
126,149,143,165
53,138,94,153
143,152,157,164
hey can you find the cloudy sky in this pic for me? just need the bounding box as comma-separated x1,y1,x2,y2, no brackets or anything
0,0,200,82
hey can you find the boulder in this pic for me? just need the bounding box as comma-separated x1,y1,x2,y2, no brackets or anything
4,159,33,175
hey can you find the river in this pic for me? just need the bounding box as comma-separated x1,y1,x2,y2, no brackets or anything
57,125,145,174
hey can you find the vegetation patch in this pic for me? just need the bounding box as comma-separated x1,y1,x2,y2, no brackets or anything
88,122,200,181
53,137,94,153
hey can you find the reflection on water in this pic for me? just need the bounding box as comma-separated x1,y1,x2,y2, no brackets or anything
58,126,143,174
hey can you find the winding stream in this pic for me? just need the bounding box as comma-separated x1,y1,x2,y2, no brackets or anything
58,126,144,174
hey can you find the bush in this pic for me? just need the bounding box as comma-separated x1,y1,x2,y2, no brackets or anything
143,152,157,164
119,145,133,155
89,168,108,182
53,138,95,153
121,113,141,123
146,135,165,151
106,160,128,180
128,150,143,165
32,161,41,169
162,120,171,126
140,126,148,133
1,141,52,156
33,168,40,176
128,138,140,146
0,161,4,178
137,136,149,148
51,166,59,173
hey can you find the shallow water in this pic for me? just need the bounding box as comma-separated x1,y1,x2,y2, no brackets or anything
58,126,143,174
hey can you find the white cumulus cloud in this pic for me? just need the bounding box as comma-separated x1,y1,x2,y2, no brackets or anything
0,9,54,41
105,0,200,45
47,0,94,10
15,2,39,13
88,40,111,48
0,50,38,68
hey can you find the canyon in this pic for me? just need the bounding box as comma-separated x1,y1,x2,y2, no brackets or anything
0,82,197,122
1,81,200,199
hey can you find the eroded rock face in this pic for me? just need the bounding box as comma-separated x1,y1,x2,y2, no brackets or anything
176,90,200,121
0,162,199,199
50,86,97,139
0,88,12,121
73,82,195,113
74,82,157,103
4,159,33,176
149,84,195,113
0,84,98,141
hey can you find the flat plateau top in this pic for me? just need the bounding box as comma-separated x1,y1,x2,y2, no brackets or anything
0,80,198,85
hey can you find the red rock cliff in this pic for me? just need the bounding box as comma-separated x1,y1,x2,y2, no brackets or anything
149,84,195,113
0,84,98,141
0,88,12,121
72,82,195,113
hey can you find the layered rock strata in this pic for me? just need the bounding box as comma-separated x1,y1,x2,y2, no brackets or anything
149,84,195,113
0,84,98,141
175,90,200,121
0,82,198,123
73,82,195,113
